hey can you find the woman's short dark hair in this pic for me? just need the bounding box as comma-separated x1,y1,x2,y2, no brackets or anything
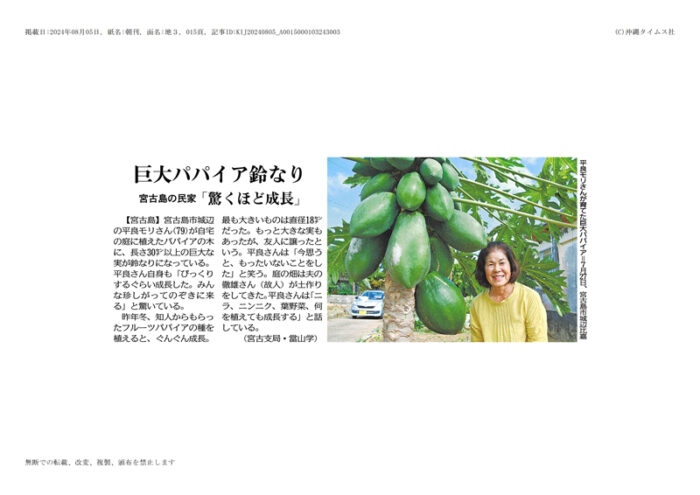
474,242,520,288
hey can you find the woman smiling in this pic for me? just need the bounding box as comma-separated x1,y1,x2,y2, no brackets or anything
469,242,548,342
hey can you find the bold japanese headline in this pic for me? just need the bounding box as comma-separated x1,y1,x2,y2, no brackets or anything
135,165,303,184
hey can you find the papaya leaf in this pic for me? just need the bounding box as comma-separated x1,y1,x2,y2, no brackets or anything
327,221,352,284
556,192,577,215
518,249,570,316
490,157,526,170
452,250,483,298
343,174,370,189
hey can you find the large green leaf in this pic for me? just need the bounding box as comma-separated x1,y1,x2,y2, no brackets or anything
451,251,483,297
327,221,352,284
343,173,370,189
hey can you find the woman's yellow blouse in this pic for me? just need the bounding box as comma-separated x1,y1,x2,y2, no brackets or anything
469,282,548,342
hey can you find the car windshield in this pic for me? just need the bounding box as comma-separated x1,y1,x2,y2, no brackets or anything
362,291,384,300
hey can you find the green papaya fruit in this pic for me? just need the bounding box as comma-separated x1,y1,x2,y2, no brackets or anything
345,233,390,282
424,183,454,222
430,209,487,253
440,162,460,191
429,235,454,278
384,211,430,289
351,161,380,177
415,272,466,335
387,157,415,171
396,172,427,211
349,192,399,238
360,173,397,200
419,158,443,185
369,157,393,172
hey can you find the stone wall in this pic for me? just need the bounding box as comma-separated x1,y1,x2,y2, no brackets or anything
547,311,577,342
328,295,356,306
327,295,356,320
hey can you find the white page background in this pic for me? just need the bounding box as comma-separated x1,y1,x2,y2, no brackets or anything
2,1,699,494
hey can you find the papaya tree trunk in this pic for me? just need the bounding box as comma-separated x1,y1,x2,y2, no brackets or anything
382,272,415,342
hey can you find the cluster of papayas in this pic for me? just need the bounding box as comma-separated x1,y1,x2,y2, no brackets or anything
344,157,488,335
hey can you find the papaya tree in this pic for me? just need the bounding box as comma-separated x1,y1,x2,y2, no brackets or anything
327,157,577,341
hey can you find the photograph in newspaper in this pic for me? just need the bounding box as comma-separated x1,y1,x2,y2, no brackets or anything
327,157,578,343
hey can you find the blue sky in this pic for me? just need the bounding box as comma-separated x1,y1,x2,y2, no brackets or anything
327,157,546,229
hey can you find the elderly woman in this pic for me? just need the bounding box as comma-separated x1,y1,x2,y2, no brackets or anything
470,241,548,342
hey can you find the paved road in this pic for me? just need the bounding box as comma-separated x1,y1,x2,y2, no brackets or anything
327,317,381,342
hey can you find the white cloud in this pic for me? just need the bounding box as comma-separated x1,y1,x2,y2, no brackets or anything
328,172,349,191
485,165,537,194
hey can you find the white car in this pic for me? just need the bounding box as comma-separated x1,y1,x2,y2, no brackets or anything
350,290,385,318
